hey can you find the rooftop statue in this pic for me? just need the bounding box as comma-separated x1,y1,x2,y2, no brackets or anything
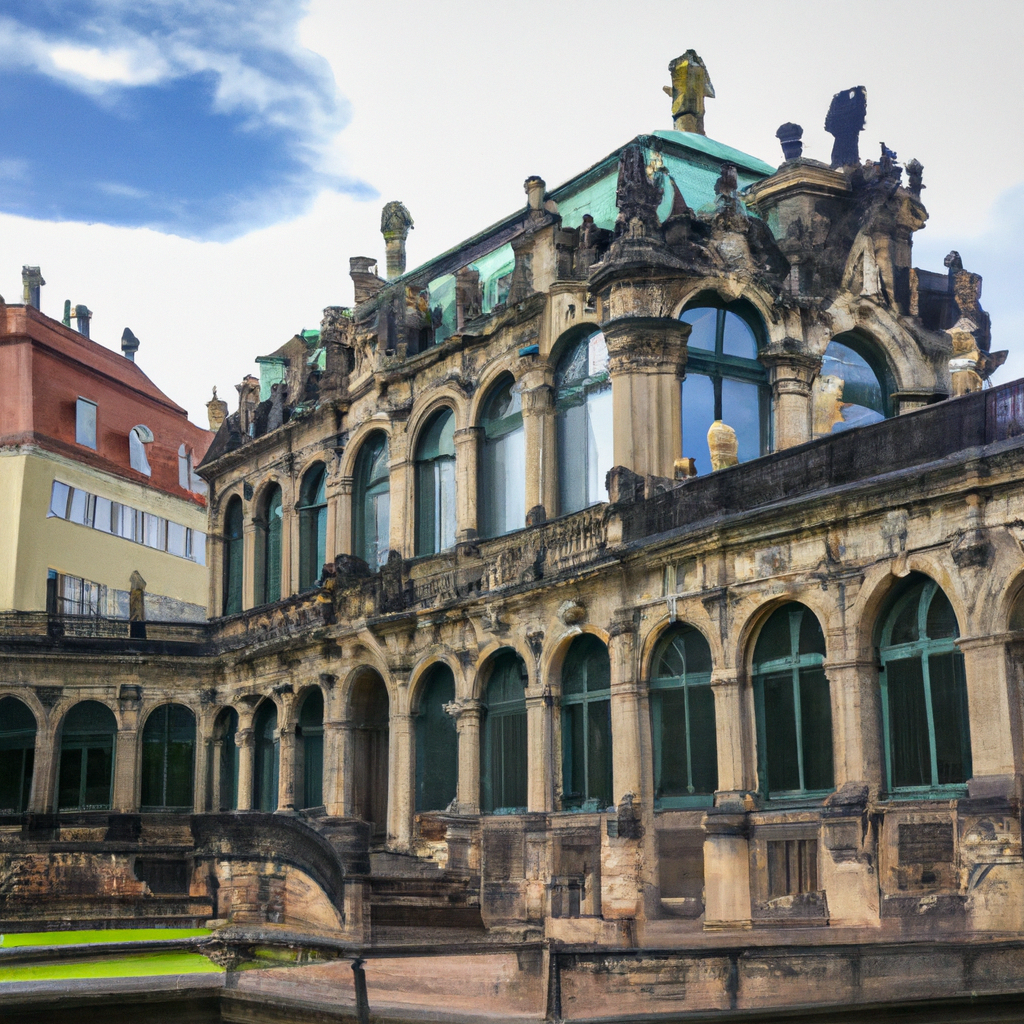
665,50,715,135
824,85,867,168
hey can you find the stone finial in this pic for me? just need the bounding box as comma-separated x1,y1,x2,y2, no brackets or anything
824,86,866,168
62,299,71,327
776,122,803,161
207,386,228,432
665,50,715,134
22,266,44,309
74,304,92,339
235,375,261,438
524,176,546,211
906,158,924,197
380,201,414,280
707,420,738,471
121,327,140,362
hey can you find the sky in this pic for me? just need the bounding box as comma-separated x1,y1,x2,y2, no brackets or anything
0,0,1022,426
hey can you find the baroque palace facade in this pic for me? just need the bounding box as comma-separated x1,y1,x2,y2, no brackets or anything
4,53,1024,1022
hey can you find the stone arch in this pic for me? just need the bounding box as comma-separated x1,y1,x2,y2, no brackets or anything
468,361,526,427
548,321,605,371
408,650,467,714
542,624,612,696
0,693,40,814
671,276,779,338
734,590,833,680
639,612,721,683
55,699,119,812
139,701,197,812
405,389,469,443
471,638,536,699
338,420,393,481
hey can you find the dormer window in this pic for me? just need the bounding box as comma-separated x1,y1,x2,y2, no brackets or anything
129,425,153,476
178,443,208,495
75,398,97,449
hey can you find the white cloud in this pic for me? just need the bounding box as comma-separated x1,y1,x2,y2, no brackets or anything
48,44,169,87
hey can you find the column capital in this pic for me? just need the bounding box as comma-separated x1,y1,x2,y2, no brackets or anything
601,315,690,375
760,347,822,390
444,697,484,720
236,728,253,748
710,670,741,688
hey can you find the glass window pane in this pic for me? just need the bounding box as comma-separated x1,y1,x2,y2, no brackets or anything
799,667,834,791
929,652,972,785
562,703,585,806
926,589,959,640
58,747,83,809
587,699,612,807
886,657,930,789
821,340,886,432
588,332,609,376
191,531,206,566
49,481,70,518
721,378,763,463
167,521,187,558
93,495,112,533
416,667,458,812
76,399,97,448
680,307,717,351
889,591,921,646
557,400,588,515
69,488,88,525
587,385,613,505
681,374,716,477
754,607,794,664
438,456,456,550
416,460,437,556
797,608,827,656
655,691,689,798
763,671,800,793
373,491,390,568
722,312,758,358
688,684,718,794
83,745,113,808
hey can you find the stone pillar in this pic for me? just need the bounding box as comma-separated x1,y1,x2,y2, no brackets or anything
335,477,354,558
210,739,224,812
236,728,254,811
282,500,297,598
602,317,689,481
454,426,481,543
709,671,746,794
194,718,213,813
702,809,752,929
520,373,555,518
608,620,644,804
390,711,415,848
325,473,343,564
525,692,553,812
31,722,59,814
242,516,257,611
763,350,820,450
391,454,414,559
207,528,224,618
454,700,482,815
112,727,139,812
959,636,1020,790
277,725,297,812
323,720,345,816
823,657,882,791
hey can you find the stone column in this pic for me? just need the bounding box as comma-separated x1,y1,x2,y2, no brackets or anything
454,426,481,543
959,636,1020,790
31,721,60,814
112,727,139,812
236,728,254,811
193,717,214,813
322,720,346,816
207,528,224,618
335,477,354,558
210,739,224,812
390,711,415,848
823,657,882,791
525,692,553,812
242,516,257,611
520,373,555,518
390,455,414,558
608,620,644,804
325,473,342,564
282,500,297,598
763,350,820,450
602,317,688,481
454,700,483,815
709,670,746,794
277,725,297,812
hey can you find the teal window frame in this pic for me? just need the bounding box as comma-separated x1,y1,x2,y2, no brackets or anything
222,496,244,616
481,651,528,815
415,408,457,556
879,577,972,798
479,374,526,539
415,664,459,813
353,433,391,569
253,701,280,812
214,707,239,811
298,464,328,590
649,624,717,809
298,689,324,810
257,484,283,605
560,634,613,812
753,604,834,803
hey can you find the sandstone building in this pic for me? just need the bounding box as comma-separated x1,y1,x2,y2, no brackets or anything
3,53,1024,1022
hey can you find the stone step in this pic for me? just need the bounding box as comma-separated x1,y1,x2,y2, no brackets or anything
369,849,446,878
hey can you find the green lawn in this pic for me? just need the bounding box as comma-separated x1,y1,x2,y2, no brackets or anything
0,928,210,947
0,950,223,982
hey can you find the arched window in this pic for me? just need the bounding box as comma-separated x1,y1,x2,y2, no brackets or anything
753,604,833,800
298,464,328,590
353,433,390,569
481,650,528,814
479,375,525,538
560,635,612,811
415,663,459,812
222,496,244,616
1010,587,1024,632
555,330,612,515
679,298,769,475
256,484,283,605
878,576,971,793
129,425,153,476
58,701,117,811
650,625,717,808
141,704,195,811
253,701,279,812
813,334,890,436
351,673,389,836
415,409,457,556
298,689,324,810
213,707,239,811
0,696,36,814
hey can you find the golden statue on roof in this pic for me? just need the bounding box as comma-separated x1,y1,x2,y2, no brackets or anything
665,50,715,135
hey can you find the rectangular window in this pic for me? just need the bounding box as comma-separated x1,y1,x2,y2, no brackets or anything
48,481,71,518
166,520,187,558
188,530,207,565
120,504,136,542
68,488,90,525
93,495,112,533
143,512,165,550
76,398,97,449
55,572,103,617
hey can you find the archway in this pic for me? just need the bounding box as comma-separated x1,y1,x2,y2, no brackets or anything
351,673,389,837
141,703,196,811
0,696,36,814
57,701,117,811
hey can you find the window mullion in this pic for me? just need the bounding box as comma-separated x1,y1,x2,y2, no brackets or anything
683,679,694,794
921,650,940,788
793,666,806,794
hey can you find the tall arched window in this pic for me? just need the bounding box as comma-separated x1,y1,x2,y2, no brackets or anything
351,673,389,836
415,663,459,812
213,707,239,811
222,496,244,616
753,604,834,800
679,298,769,475
253,700,279,812
0,696,36,814
561,635,612,811
353,433,391,569
415,408,457,556
555,330,612,515
879,576,971,793
480,375,525,539
298,689,324,810
650,625,717,808
256,484,283,605
298,464,328,590
813,333,890,436
481,650,528,814
58,701,117,811
141,704,195,811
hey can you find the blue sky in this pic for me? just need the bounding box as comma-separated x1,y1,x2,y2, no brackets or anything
0,0,373,239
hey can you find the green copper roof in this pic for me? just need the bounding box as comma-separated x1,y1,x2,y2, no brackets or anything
650,130,776,176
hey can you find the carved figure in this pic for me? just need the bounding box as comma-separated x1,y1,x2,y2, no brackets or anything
906,158,924,197
824,86,867,168
665,50,715,134
614,141,663,239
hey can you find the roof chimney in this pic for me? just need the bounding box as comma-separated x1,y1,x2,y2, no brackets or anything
380,201,413,280
121,327,140,361
22,266,44,309
74,304,92,338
